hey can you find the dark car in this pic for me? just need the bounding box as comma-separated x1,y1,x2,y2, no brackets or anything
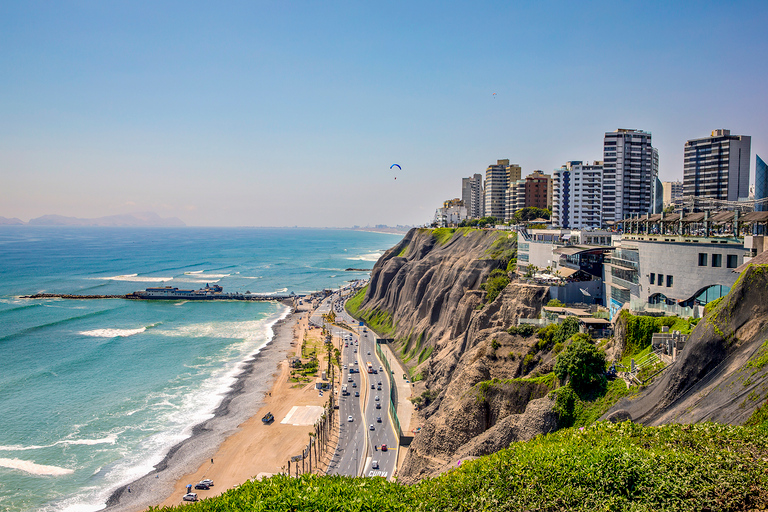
195,482,210,490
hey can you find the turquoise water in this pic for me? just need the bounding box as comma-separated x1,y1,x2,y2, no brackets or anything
0,227,400,512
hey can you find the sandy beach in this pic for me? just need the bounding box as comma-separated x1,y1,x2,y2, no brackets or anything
106,298,340,512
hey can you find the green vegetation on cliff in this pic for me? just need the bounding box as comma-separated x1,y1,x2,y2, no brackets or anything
344,286,367,317
345,285,395,337
480,269,510,304
149,422,768,512
619,311,697,358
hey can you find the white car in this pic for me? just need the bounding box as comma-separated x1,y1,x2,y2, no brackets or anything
372,460,379,469
183,493,199,502
348,415,354,422
369,424,375,430
375,396,380,401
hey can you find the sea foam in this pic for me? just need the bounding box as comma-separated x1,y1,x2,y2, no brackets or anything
79,328,146,338
93,274,173,283
0,458,74,476
347,252,383,262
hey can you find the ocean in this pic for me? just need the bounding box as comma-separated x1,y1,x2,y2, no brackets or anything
0,227,400,512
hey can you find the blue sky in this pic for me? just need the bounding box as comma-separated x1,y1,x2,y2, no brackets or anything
1,1,766,227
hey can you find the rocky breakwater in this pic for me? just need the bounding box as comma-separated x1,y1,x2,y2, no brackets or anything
351,228,557,482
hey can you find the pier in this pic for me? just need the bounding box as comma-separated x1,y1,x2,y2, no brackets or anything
21,292,294,302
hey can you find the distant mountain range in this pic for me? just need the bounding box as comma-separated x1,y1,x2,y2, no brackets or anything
0,213,186,227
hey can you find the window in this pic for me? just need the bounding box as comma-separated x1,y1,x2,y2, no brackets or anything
667,275,673,287
658,274,664,284
727,254,738,268
649,273,655,285
698,253,707,266
712,254,722,267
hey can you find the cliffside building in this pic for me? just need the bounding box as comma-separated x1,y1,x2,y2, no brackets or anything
605,210,768,319
506,179,527,221
483,159,521,221
552,161,603,229
602,129,659,224
461,173,484,218
683,129,751,204
434,198,467,227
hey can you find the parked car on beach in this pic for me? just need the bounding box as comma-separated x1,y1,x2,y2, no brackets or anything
183,493,199,502
195,482,210,490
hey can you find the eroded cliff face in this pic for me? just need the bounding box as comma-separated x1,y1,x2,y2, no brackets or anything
356,228,555,481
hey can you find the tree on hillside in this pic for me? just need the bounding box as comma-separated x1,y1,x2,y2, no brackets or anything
554,336,606,391
459,216,498,228
510,207,551,224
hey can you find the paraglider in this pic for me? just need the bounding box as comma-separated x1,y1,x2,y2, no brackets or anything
493,93,496,98
390,164,400,180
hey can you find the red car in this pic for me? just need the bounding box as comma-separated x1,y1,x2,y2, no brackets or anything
381,444,388,451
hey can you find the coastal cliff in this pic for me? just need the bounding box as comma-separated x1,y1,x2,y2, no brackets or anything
349,228,556,481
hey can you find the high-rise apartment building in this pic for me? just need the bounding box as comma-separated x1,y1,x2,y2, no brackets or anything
662,181,683,208
552,161,603,229
461,173,484,218
525,170,551,210
506,179,527,220
683,129,751,202
602,129,658,223
483,159,521,221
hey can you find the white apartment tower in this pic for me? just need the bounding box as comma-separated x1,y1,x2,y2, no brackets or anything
602,129,658,223
461,173,484,218
552,161,603,229
483,159,521,221
683,129,751,202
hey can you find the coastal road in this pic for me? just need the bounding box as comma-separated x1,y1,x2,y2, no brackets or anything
330,296,397,479
326,329,367,476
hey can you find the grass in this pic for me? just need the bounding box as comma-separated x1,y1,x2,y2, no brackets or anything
484,231,517,261
571,378,640,427
344,285,367,318
432,227,456,245
148,422,768,512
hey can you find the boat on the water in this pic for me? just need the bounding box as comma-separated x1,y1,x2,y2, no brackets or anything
129,284,224,300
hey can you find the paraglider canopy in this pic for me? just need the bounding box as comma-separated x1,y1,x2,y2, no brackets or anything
390,164,401,170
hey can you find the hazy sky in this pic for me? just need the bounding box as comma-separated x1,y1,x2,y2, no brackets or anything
2,1,767,227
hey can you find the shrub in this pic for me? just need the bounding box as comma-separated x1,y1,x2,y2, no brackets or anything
491,339,500,350
481,270,510,304
554,337,606,392
552,385,578,427
537,323,558,345
553,317,580,346
547,298,565,307
516,323,538,337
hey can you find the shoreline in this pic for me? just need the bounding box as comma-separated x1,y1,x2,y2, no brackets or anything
103,304,299,512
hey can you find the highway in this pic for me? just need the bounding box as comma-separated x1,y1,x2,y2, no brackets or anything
315,291,398,479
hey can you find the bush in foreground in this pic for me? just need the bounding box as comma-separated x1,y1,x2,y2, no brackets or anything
150,422,768,512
